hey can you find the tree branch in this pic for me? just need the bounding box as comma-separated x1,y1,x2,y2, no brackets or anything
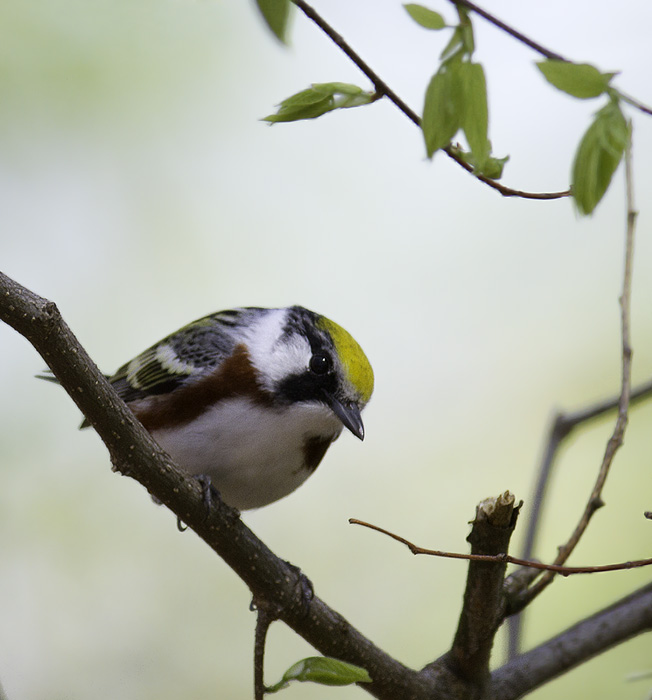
290,0,570,201
0,270,429,700
449,0,652,116
349,518,652,575
448,0,568,62
508,375,652,657
492,582,652,700
3,270,652,699
512,124,638,611
254,603,276,700
445,493,519,689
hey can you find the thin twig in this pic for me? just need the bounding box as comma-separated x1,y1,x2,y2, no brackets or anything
254,604,276,700
290,0,570,201
525,377,652,568
291,0,419,126
618,90,652,117
449,0,568,62
508,376,652,658
349,519,652,575
513,124,638,609
450,0,652,117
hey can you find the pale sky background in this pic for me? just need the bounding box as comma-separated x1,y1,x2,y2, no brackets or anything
1,1,652,699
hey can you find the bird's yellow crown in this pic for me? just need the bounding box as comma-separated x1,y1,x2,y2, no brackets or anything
317,315,374,404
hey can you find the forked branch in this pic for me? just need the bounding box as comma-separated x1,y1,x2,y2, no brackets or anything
290,0,570,201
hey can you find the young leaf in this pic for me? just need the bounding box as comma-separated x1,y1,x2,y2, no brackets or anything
312,82,365,96
404,4,447,30
572,100,629,215
267,657,372,693
263,83,374,123
459,62,490,171
255,0,292,43
481,154,510,180
422,62,463,157
440,25,465,63
458,14,475,56
537,61,615,99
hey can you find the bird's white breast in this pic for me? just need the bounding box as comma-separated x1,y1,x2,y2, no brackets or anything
151,396,343,510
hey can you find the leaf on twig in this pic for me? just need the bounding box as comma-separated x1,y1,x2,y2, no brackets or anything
267,656,372,693
263,83,375,123
404,4,447,30
255,0,292,43
451,146,510,180
423,59,493,174
459,62,490,172
572,100,629,215
537,60,616,99
423,61,463,157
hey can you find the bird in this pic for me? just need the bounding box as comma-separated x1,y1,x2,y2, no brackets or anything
66,306,374,510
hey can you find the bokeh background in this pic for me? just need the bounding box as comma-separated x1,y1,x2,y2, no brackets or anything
1,1,651,698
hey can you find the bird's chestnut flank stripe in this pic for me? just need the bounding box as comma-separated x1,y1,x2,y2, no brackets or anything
132,344,272,432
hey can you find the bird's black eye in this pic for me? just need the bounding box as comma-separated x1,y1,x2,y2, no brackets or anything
309,353,332,375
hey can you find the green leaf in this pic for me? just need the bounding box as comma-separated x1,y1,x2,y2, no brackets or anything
263,83,374,123
440,25,465,63
267,657,372,693
481,153,510,180
459,62,490,171
312,82,364,96
449,146,509,179
422,61,464,157
404,4,447,29
458,15,475,56
572,100,629,215
537,60,615,99
255,0,292,43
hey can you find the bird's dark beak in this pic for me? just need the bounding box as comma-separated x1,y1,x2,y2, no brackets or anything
327,397,365,440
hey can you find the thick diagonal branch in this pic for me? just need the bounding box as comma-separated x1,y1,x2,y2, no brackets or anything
0,270,430,700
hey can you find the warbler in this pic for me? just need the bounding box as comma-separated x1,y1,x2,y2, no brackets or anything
76,306,373,510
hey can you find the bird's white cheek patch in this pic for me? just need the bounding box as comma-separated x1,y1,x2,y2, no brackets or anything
245,309,312,393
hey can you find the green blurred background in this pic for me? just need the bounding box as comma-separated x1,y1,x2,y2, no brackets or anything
1,0,651,698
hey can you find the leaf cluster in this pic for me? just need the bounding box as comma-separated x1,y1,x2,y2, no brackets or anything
536,60,629,214
256,0,642,215
413,4,499,176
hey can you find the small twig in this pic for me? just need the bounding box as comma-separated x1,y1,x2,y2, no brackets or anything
508,375,652,658
524,377,652,562
513,124,638,610
618,90,652,117
290,0,569,201
254,603,277,700
448,0,568,62
451,0,652,117
349,519,652,575
442,147,570,200
291,0,418,126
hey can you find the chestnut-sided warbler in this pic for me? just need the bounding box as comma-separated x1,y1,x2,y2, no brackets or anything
75,306,373,510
